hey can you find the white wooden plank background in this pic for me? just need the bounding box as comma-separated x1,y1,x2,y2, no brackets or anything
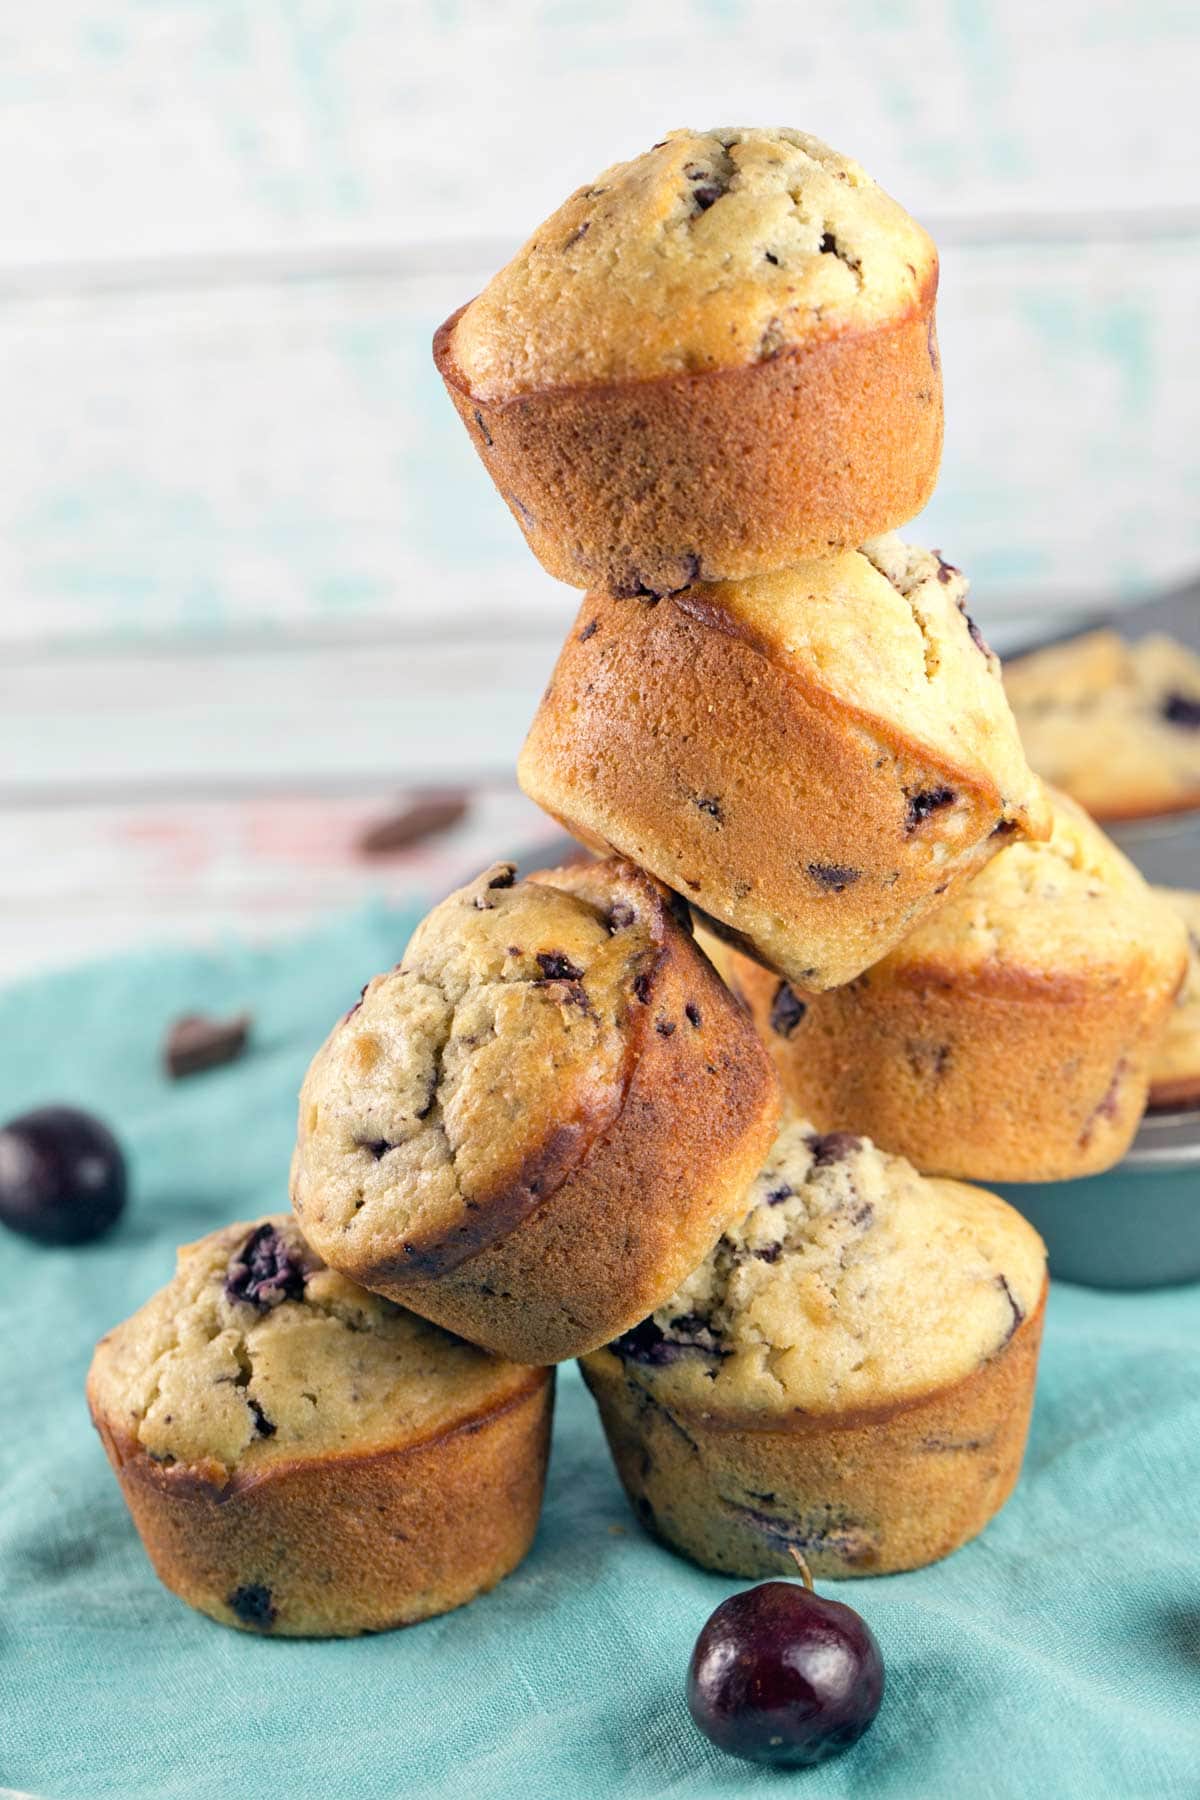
5,2,1200,982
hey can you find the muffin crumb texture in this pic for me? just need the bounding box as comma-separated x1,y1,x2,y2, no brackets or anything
292,861,660,1262
89,1215,530,1475
453,127,936,398
607,1114,1045,1419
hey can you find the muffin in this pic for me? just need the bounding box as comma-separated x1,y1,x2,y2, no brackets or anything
87,1216,553,1636
1149,888,1200,1111
580,1115,1047,1578
435,127,942,593
1004,629,1200,820
708,790,1189,1180
290,859,780,1364
518,536,1049,991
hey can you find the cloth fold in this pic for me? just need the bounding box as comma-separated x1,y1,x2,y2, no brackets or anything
1,906,1197,1800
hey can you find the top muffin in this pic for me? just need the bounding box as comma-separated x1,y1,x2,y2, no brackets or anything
453,127,936,398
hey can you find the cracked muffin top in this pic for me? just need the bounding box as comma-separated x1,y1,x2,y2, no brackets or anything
868,786,1188,988
291,858,718,1277
87,1216,535,1477
660,533,1047,840
591,1114,1046,1421
450,127,936,400
1004,629,1200,820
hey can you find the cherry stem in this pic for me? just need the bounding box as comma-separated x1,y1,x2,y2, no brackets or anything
787,1547,815,1590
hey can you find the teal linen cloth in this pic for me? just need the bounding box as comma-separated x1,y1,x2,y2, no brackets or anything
2,907,1198,1800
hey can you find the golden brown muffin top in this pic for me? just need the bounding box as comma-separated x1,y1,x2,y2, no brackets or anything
587,1113,1045,1421
1151,887,1200,1100
871,786,1188,989
291,859,703,1275
1004,629,1200,819
451,127,936,400
87,1216,534,1475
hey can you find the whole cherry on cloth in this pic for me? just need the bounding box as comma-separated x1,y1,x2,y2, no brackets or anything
0,1106,127,1245
687,1549,884,1767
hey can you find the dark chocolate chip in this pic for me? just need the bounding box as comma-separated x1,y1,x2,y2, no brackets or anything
905,787,956,832
692,183,722,211
246,1397,276,1439
818,232,860,272
685,1002,702,1028
956,596,991,657
695,794,723,822
563,219,590,249
536,951,585,982
357,794,468,857
655,1019,676,1037
608,900,635,931
755,1242,783,1263
996,1273,1025,1343
769,982,807,1037
807,862,861,892
164,1012,251,1080
224,1225,307,1311
1162,692,1200,729
729,1501,873,1564
579,618,599,642
632,970,654,1004
360,1139,394,1160
764,249,780,265
228,1584,276,1629
849,1201,875,1229
611,1313,722,1366
766,1183,793,1206
471,408,493,447
488,866,516,888
807,1131,862,1167
934,551,959,584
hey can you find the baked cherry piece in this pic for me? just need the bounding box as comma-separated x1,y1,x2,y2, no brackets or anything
0,1106,127,1245
687,1551,884,1767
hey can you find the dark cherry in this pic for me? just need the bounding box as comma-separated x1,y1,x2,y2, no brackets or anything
687,1552,884,1767
0,1106,127,1245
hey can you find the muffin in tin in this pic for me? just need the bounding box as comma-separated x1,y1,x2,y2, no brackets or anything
88,1216,553,1637
436,127,942,593
580,1114,1047,1578
1004,629,1200,821
291,859,779,1364
1149,887,1200,1111
708,789,1189,1180
519,536,1048,991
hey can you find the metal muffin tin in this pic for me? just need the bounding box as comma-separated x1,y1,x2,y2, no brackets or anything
994,1111,1200,1290
997,578,1199,1288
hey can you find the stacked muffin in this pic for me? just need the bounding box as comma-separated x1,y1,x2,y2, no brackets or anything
90,127,1188,1635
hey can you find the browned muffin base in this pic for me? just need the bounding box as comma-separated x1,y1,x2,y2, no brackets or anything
89,1371,553,1637
721,945,1173,1182
582,1287,1045,1578
435,291,942,593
